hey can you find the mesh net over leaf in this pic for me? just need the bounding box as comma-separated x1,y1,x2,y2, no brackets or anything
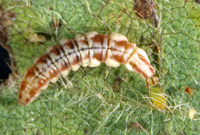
0,0,200,134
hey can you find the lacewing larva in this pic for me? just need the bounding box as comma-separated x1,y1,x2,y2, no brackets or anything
19,31,158,106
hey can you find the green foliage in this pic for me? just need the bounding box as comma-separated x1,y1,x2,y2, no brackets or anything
0,0,200,134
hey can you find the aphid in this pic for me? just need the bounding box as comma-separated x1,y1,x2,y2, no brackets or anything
18,31,157,106
150,87,166,110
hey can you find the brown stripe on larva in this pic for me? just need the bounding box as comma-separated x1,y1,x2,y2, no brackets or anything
24,66,36,79
29,88,39,98
116,40,127,48
19,31,156,106
34,54,49,65
93,35,103,61
93,34,103,43
49,45,61,55
113,54,123,63
112,40,127,63
94,52,102,61
19,80,28,92
64,40,74,49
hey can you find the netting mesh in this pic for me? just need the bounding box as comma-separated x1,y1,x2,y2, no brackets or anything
0,0,200,134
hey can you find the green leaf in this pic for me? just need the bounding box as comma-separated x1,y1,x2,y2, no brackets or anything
0,0,200,134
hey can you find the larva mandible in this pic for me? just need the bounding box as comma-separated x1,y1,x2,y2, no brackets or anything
18,31,158,106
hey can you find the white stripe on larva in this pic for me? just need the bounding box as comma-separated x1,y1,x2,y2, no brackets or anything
101,35,108,60
18,31,157,106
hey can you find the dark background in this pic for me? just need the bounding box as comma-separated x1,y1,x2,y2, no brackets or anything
0,45,11,83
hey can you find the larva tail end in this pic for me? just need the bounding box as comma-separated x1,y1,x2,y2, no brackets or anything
18,82,42,106
18,89,41,106
18,90,31,106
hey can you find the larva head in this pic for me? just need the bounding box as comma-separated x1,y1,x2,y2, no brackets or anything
132,48,155,79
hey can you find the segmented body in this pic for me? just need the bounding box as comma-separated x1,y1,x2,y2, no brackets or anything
19,31,156,106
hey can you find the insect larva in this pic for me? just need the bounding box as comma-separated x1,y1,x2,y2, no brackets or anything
18,31,157,106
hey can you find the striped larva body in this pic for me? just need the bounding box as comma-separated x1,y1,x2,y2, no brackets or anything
19,31,157,106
